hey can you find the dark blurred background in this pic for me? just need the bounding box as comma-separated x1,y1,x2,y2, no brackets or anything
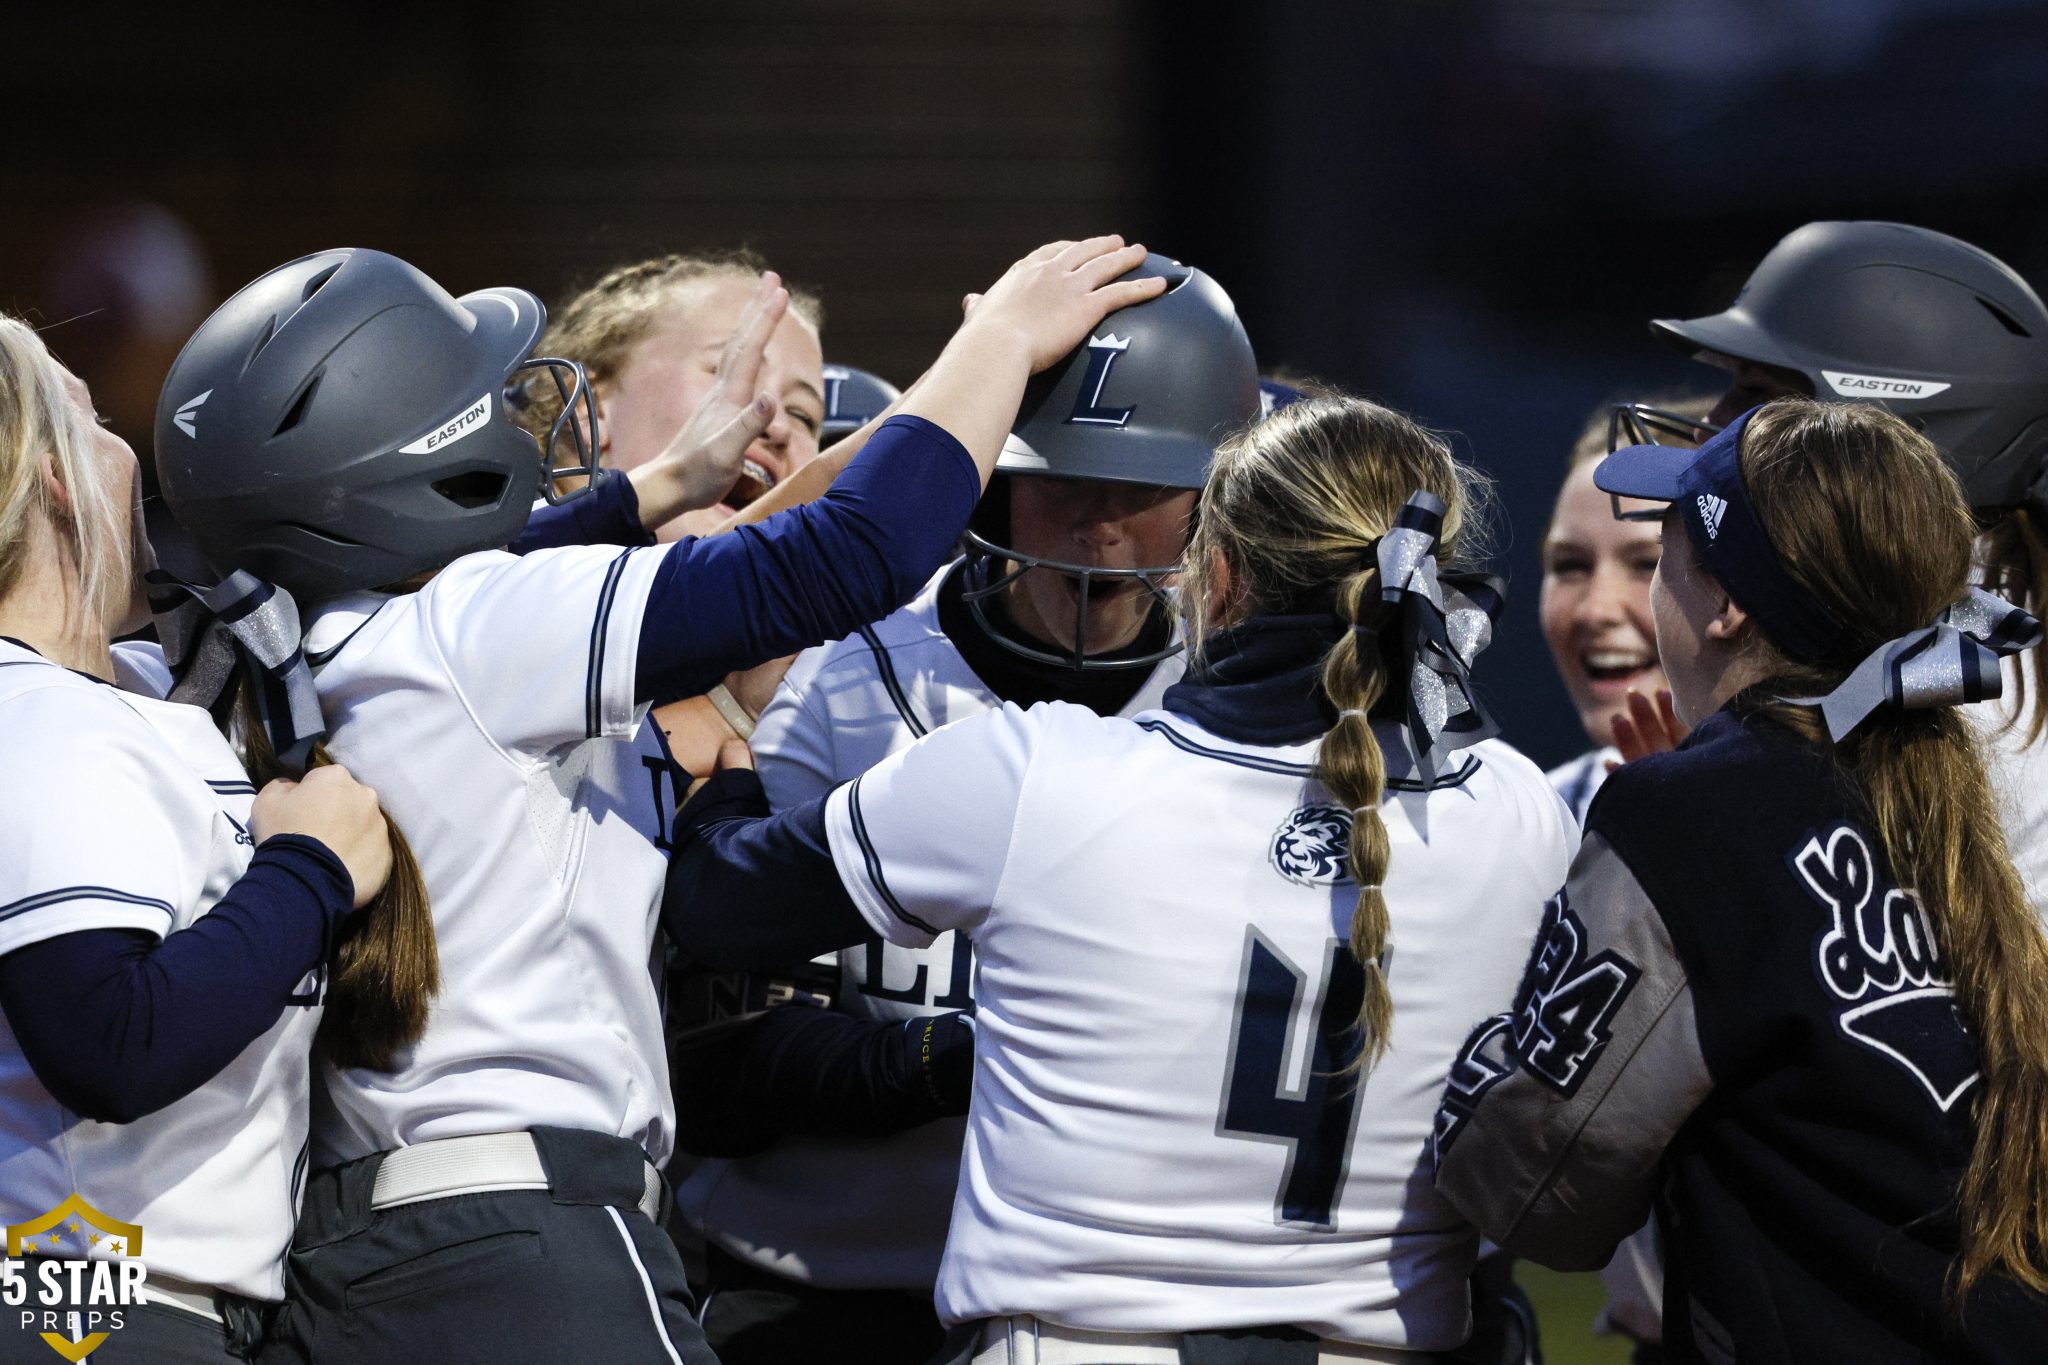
9,0,2048,766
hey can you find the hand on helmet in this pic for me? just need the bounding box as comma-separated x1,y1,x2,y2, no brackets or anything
961,238,1166,374
645,273,791,515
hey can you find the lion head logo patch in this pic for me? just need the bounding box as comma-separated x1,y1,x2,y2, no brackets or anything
1271,804,1355,887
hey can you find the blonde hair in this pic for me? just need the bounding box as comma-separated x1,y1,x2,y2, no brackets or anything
0,316,129,631
1735,398,2048,1300
515,251,823,441
1183,394,1492,1069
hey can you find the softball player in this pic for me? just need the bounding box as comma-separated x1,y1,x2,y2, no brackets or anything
1632,222,2048,910
151,238,1163,1365
672,254,1259,1364
1539,400,1709,824
1437,399,2048,1362
667,393,1578,1361
0,318,392,1362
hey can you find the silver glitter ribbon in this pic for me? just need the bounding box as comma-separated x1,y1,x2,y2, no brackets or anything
147,568,326,771
1357,490,1505,787
1791,586,2043,742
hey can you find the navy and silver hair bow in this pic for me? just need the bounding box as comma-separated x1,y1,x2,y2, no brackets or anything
1792,586,2043,743
147,569,326,772
1352,491,1505,787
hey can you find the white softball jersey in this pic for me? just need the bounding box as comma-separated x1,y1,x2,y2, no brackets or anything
301,543,683,1167
818,698,1576,1348
1974,648,2048,922
675,564,1183,1288
0,638,317,1301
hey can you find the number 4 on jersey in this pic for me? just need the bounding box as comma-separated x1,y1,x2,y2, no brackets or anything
1218,929,1368,1230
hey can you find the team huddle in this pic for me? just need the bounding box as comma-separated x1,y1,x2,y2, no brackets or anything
0,222,2045,1365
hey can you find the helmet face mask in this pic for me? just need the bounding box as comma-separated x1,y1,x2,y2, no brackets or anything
960,252,1258,672
960,472,1194,671
959,521,1184,671
510,354,602,504
1604,402,1724,524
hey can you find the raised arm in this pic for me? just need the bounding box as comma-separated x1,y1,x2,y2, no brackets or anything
629,238,1166,704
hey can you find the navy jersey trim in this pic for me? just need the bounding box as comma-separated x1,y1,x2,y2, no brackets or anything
1135,717,1483,791
859,625,929,737
305,601,390,669
846,777,940,936
586,547,640,739
1137,718,1315,775
0,886,176,927
206,779,258,796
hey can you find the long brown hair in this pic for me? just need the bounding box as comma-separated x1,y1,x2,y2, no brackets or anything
238,684,439,1072
1735,399,2048,1298
1183,394,1491,1070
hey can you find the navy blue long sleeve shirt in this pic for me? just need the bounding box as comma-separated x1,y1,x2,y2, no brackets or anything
0,835,353,1124
507,415,981,707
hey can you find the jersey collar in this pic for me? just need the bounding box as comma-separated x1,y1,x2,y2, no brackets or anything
304,591,393,670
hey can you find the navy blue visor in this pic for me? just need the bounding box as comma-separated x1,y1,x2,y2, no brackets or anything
1595,407,1851,666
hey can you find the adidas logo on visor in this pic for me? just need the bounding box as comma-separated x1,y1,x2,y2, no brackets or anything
1696,493,1728,541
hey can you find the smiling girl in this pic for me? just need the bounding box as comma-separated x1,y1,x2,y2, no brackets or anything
1540,400,1709,820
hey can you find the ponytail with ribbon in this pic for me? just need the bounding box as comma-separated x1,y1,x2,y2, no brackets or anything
1790,586,2044,743
147,568,326,773
149,565,438,1072
1346,490,1506,789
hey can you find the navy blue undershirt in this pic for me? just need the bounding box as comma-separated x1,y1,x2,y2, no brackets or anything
2,416,972,1128
663,612,1340,971
510,469,656,555
671,1006,974,1157
510,415,982,707
0,834,352,1124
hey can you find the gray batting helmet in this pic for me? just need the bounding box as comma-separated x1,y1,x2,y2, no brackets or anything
155,248,598,601
996,252,1259,489
820,364,901,444
961,253,1259,670
1652,221,2048,513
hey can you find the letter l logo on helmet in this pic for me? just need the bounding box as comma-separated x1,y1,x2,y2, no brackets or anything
1066,334,1135,427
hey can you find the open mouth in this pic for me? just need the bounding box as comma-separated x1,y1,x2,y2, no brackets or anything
719,458,779,512
1581,647,1657,691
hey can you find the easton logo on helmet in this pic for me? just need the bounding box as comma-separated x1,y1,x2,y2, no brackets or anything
1271,805,1354,887
1066,333,1135,428
172,390,212,438
399,393,493,455
1822,370,1953,401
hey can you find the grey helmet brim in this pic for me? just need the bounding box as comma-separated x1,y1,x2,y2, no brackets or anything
1649,309,1806,376
997,429,1215,490
458,287,547,380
